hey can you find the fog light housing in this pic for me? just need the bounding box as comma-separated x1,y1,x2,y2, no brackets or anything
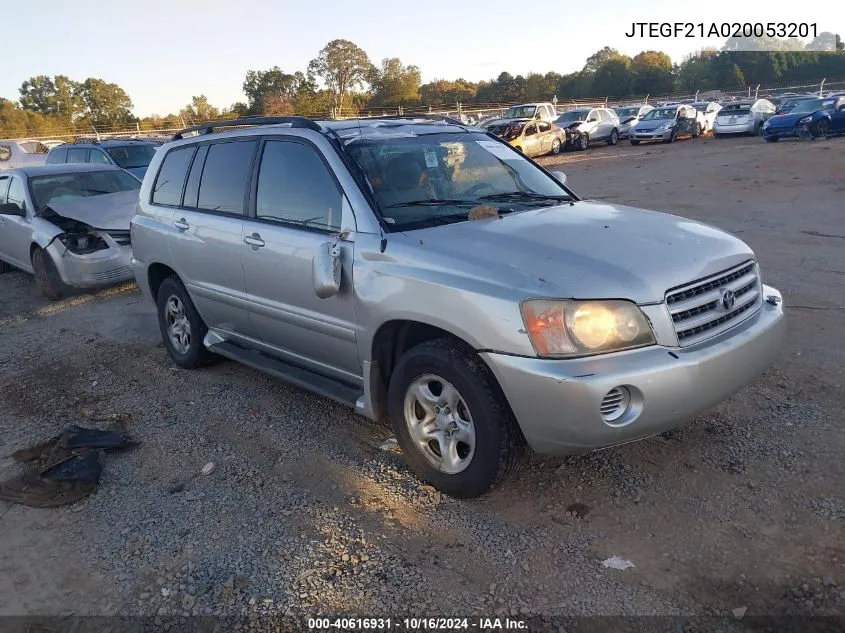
600,386,631,423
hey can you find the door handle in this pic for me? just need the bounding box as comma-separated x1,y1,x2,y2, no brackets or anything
173,218,189,231
243,233,265,248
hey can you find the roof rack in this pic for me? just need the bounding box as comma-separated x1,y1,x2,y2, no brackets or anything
171,116,322,140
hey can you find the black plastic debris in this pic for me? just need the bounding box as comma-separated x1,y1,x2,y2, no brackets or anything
0,425,138,508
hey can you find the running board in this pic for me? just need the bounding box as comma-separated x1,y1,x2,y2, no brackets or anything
206,339,362,407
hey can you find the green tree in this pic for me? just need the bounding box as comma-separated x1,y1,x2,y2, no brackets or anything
584,47,625,73
419,79,477,105
19,75,56,114
592,58,633,97
242,67,304,114
78,78,134,127
308,39,373,114
180,95,220,122
676,50,718,91
369,58,421,107
631,51,675,95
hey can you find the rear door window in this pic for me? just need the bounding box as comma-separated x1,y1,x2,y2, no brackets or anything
196,140,257,215
66,148,89,163
46,147,67,163
0,145,10,163
151,146,195,206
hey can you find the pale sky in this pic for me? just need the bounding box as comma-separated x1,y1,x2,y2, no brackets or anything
5,0,841,117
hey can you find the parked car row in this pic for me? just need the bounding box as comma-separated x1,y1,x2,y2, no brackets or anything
0,114,786,498
1,137,161,177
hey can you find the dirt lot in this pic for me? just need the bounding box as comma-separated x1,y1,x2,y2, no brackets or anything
1,134,843,624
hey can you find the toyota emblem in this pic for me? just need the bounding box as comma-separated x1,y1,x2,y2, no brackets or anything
720,288,736,311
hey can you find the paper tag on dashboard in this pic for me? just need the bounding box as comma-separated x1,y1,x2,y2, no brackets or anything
424,149,438,168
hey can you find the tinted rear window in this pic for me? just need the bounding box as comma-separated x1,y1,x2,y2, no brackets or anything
196,140,257,215
47,147,68,163
151,146,195,206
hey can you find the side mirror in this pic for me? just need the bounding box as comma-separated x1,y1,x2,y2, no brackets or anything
551,171,567,186
0,202,25,216
312,241,341,299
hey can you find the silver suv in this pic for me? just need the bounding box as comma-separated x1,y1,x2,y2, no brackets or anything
131,116,785,498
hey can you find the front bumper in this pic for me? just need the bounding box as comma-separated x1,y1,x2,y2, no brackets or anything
46,242,134,288
482,285,785,455
714,121,756,134
630,128,673,141
761,126,797,140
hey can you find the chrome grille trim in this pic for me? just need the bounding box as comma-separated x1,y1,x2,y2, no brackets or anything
666,260,762,347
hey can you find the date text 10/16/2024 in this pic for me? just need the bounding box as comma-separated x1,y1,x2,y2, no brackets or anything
308,617,528,630
624,22,824,39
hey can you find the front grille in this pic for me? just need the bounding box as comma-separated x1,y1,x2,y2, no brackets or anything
86,266,131,282
107,231,131,246
666,261,761,347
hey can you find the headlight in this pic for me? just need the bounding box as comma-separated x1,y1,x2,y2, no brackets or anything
763,120,770,129
58,232,109,255
520,299,655,358
798,116,812,124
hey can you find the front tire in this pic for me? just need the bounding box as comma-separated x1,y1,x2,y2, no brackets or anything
630,139,640,145
607,128,618,146
31,247,71,300
813,119,829,138
0,259,12,274
692,123,701,138
156,276,218,369
550,138,562,155
764,136,779,143
388,339,524,498
577,133,589,151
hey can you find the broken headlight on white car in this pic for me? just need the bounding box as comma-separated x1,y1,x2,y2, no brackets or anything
57,232,109,255
520,299,655,358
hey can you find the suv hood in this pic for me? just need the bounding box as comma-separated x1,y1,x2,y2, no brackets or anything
41,190,139,231
401,201,753,304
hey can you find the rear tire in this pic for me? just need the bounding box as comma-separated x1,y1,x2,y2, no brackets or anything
31,247,71,300
550,138,562,155
630,139,640,145
0,259,12,274
764,136,779,143
388,339,524,498
156,276,219,369
607,129,618,146
692,123,701,138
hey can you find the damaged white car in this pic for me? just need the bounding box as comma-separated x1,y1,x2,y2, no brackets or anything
0,164,139,299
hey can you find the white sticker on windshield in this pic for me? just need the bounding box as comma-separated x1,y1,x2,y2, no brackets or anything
476,140,520,161
424,149,438,168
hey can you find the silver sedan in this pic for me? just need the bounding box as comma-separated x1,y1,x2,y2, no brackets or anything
0,164,139,299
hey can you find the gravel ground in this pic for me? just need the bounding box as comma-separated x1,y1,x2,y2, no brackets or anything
0,134,843,624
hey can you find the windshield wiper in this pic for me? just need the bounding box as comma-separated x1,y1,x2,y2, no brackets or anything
478,192,571,203
385,198,479,209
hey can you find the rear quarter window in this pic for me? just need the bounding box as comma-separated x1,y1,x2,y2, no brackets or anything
0,145,10,162
151,146,196,206
46,147,68,163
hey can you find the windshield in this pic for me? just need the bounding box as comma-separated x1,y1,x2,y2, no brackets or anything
344,132,572,231
693,103,709,112
505,105,538,119
791,99,830,114
556,110,588,124
106,144,157,169
488,122,525,140
641,108,676,121
615,106,640,118
29,170,140,211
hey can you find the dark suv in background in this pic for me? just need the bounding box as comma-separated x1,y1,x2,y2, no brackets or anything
46,139,159,180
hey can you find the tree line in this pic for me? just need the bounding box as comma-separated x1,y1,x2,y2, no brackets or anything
2,35,843,137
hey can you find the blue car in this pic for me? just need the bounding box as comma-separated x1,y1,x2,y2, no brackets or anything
762,96,845,142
